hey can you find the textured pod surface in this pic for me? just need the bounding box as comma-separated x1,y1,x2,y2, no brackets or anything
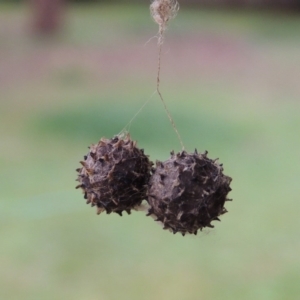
147,150,232,235
76,135,153,216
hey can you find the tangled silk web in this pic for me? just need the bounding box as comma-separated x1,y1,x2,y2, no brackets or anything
150,0,184,150
150,0,179,44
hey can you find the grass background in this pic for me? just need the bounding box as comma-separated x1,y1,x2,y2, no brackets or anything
1,3,300,300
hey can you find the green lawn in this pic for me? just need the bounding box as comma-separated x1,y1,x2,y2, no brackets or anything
1,3,300,300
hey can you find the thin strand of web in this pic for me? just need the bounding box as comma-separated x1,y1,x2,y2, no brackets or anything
156,43,185,150
118,90,157,136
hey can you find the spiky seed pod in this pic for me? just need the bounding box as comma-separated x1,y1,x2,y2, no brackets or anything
76,135,153,216
147,150,232,236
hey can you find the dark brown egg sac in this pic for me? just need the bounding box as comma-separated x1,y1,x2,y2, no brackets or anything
76,135,153,216
147,150,232,236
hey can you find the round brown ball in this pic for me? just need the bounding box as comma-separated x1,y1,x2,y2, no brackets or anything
147,150,232,235
76,135,153,216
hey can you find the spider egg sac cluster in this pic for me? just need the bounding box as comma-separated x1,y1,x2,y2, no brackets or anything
76,137,233,236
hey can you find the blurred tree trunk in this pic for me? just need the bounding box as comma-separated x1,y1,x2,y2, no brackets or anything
31,0,65,34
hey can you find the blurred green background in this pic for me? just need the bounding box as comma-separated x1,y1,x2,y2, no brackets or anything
1,1,300,300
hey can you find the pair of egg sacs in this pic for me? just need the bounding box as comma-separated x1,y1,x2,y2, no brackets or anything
76,135,232,236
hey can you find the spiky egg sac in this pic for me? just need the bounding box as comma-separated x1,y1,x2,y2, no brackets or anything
76,135,153,216
147,150,232,236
